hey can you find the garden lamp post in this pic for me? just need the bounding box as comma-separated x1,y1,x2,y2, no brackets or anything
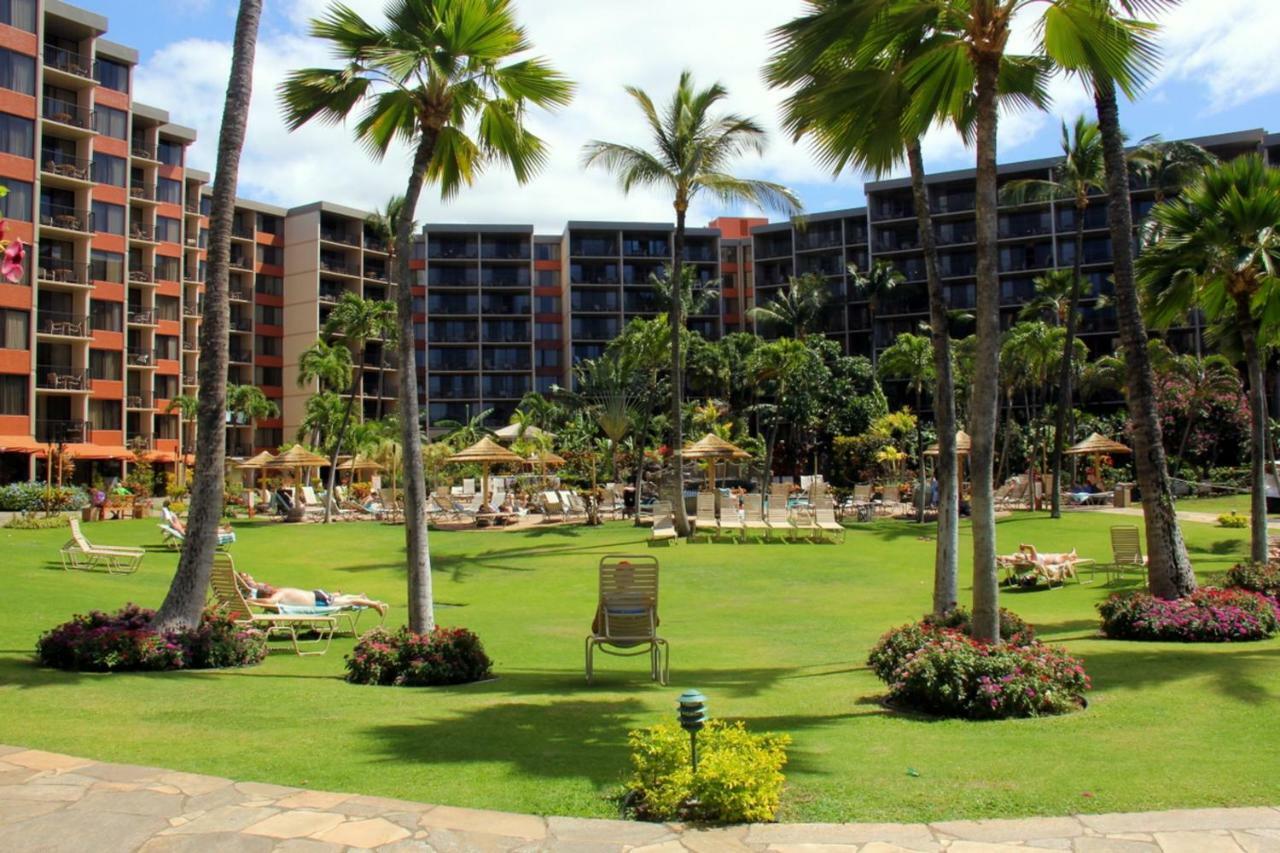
677,689,707,772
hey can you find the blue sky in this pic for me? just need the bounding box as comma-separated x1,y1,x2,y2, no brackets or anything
83,0,1280,231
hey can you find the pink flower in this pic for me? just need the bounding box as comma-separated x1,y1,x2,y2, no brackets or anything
1,238,23,283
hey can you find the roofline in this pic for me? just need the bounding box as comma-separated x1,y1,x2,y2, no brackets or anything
131,102,169,124
185,168,211,183
94,38,139,65
45,0,108,35
159,123,197,143
423,223,535,235
286,200,374,221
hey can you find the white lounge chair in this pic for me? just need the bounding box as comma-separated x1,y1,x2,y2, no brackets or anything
765,499,796,542
649,500,678,544
741,494,770,541
814,498,846,543
694,492,719,541
61,518,145,574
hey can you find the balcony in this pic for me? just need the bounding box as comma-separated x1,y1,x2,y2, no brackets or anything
231,223,255,240
131,143,158,162
319,229,359,247
182,373,198,385
184,200,202,215
363,266,388,281
364,236,388,253
127,348,157,367
229,350,253,364
39,204,93,235
43,44,93,80
229,288,250,303
36,419,90,443
127,308,156,326
36,259,90,288
128,266,156,284
319,257,359,276
36,366,91,391
42,98,94,133
129,223,157,243
40,151,92,185
37,311,91,337
125,394,154,410
230,318,252,332
155,264,181,283
183,268,203,284
229,254,253,271
129,182,158,203
183,303,202,318
182,340,199,353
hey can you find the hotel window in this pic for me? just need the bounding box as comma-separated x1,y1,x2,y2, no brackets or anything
90,299,122,332
94,105,127,140
0,48,33,95
0,112,31,157
93,57,129,93
0,373,25,413
91,250,124,283
255,335,281,356
157,139,183,167
536,348,560,367
0,0,35,32
155,216,180,243
89,399,121,430
0,178,30,221
256,244,282,265
0,308,27,348
156,335,179,360
255,366,282,386
255,275,282,296
92,201,125,235
255,305,282,326
155,295,179,321
536,296,560,314
89,349,121,381
157,178,181,204
536,323,561,341
93,152,126,187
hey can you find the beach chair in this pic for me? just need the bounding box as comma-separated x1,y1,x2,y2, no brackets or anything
878,485,906,516
741,494,769,541
301,486,322,511
814,498,846,543
60,518,145,574
208,554,336,654
790,505,821,541
378,488,404,523
1108,525,1147,583
539,490,564,522
585,555,668,685
649,500,678,544
694,492,719,541
159,507,235,550
718,495,744,542
765,498,796,542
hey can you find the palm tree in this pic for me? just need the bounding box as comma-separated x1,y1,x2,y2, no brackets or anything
746,338,812,491
569,353,639,485
364,194,414,416
1164,352,1244,468
315,293,396,523
280,0,573,632
1140,154,1280,564
749,272,830,338
848,262,905,373
154,0,262,632
297,338,353,447
1131,137,1218,204
436,407,496,448
226,383,279,425
164,394,199,488
878,333,934,523
649,264,721,318
298,391,345,451
1019,269,1076,325
607,315,670,524
582,70,802,536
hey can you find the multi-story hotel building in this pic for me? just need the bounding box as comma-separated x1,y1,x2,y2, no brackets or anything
0,1,1277,485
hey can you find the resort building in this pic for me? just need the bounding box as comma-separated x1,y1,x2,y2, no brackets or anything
1,0,1278,485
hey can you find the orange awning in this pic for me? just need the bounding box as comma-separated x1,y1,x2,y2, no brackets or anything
0,435,47,455
61,444,137,461
142,450,177,463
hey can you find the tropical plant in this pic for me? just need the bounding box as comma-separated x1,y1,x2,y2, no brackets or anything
746,338,816,488
435,407,496,448
607,316,671,524
280,0,573,631
154,0,262,631
297,338,353,445
1130,136,1219,205
226,383,279,425
878,333,933,522
583,70,801,535
748,272,831,338
847,262,905,374
1141,154,1280,564
560,352,640,483
648,264,721,317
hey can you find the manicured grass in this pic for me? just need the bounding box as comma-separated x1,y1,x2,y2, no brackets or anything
1174,493,1257,516
1,512,1277,823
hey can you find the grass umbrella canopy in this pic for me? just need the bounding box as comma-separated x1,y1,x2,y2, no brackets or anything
526,449,567,468
237,450,277,470
447,437,525,500
1066,433,1132,456
269,445,332,488
336,454,382,472
682,433,751,460
493,423,556,442
925,430,972,457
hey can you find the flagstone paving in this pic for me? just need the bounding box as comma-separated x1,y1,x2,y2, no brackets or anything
1,745,1278,852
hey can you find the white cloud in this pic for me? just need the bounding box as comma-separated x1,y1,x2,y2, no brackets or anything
1152,0,1280,111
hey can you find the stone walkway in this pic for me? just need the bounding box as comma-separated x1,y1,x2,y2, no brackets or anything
1077,506,1280,528
2,745,1278,852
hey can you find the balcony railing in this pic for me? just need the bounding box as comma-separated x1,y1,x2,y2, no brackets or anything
229,350,253,364
363,267,387,281
363,237,388,252
230,318,252,332
125,394,153,409
231,223,254,239
36,366,90,390
40,151,92,181
319,258,359,276
39,204,93,233
131,143,157,161
36,419,90,443
43,44,92,78
183,268,203,283
320,229,359,246
182,373,198,385
229,254,253,270
129,223,156,242
182,340,199,352
129,182,157,201
42,98,93,129
184,200,202,214
228,288,249,302
182,303,202,318
127,348,157,366
127,309,155,326
37,311,90,336
36,259,90,286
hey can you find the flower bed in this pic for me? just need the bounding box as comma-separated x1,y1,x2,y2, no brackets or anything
867,607,1035,682
346,626,492,686
1224,561,1280,600
36,604,267,672
1098,588,1279,642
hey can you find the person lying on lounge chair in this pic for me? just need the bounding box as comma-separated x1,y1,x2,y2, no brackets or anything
165,506,232,537
237,571,388,616
1018,543,1079,566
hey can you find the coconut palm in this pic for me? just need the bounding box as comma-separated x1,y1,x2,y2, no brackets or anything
582,70,802,536
848,262,905,373
748,272,830,338
314,293,396,523
1130,137,1218,205
154,1,262,631
561,352,640,484
607,315,671,524
280,0,573,631
297,338,353,447
1019,269,1076,325
436,407,496,449
746,338,813,491
1141,154,1280,564
363,194,413,418
165,394,199,488
226,383,279,424
1002,116,1105,518
878,333,934,523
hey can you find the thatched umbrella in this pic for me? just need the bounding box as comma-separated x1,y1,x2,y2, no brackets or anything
446,436,524,502
925,429,972,457
269,445,330,490
493,423,556,442
336,454,382,472
683,433,751,493
1066,433,1131,491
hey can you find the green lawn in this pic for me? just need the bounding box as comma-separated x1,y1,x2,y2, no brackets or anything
1173,493,1256,516
1,512,1277,823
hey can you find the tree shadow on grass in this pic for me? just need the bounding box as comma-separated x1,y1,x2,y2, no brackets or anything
1187,538,1247,557
1081,644,1280,706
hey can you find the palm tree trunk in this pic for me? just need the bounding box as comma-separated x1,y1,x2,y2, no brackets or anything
909,141,957,615
670,208,690,536
154,0,261,632
1237,297,1269,563
1049,210,1086,518
633,385,656,526
968,54,1003,643
997,389,1013,485
324,353,364,524
1094,79,1196,598
915,387,925,524
398,131,437,633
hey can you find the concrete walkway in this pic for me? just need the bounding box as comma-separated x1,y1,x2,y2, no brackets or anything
1076,505,1280,528
2,745,1279,852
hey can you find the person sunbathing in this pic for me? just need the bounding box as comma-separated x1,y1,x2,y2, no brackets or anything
1018,544,1078,565
237,571,388,616
166,508,232,537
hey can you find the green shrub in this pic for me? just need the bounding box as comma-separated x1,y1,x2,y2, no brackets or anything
346,626,492,686
1217,512,1248,528
0,482,89,512
1224,562,1280,598
624,720,790,824
867,607,1035,682
4,514,69,530
1098,589,1279,642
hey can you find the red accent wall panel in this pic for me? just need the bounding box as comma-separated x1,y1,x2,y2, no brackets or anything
93,185,127,205
0,349,29,371
91,379,122,400
94,137,127,158
0,284,31,310
0,28,37,55
0,413,28,434
91,330,123,349
0,152,34,182
95,89,130,110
